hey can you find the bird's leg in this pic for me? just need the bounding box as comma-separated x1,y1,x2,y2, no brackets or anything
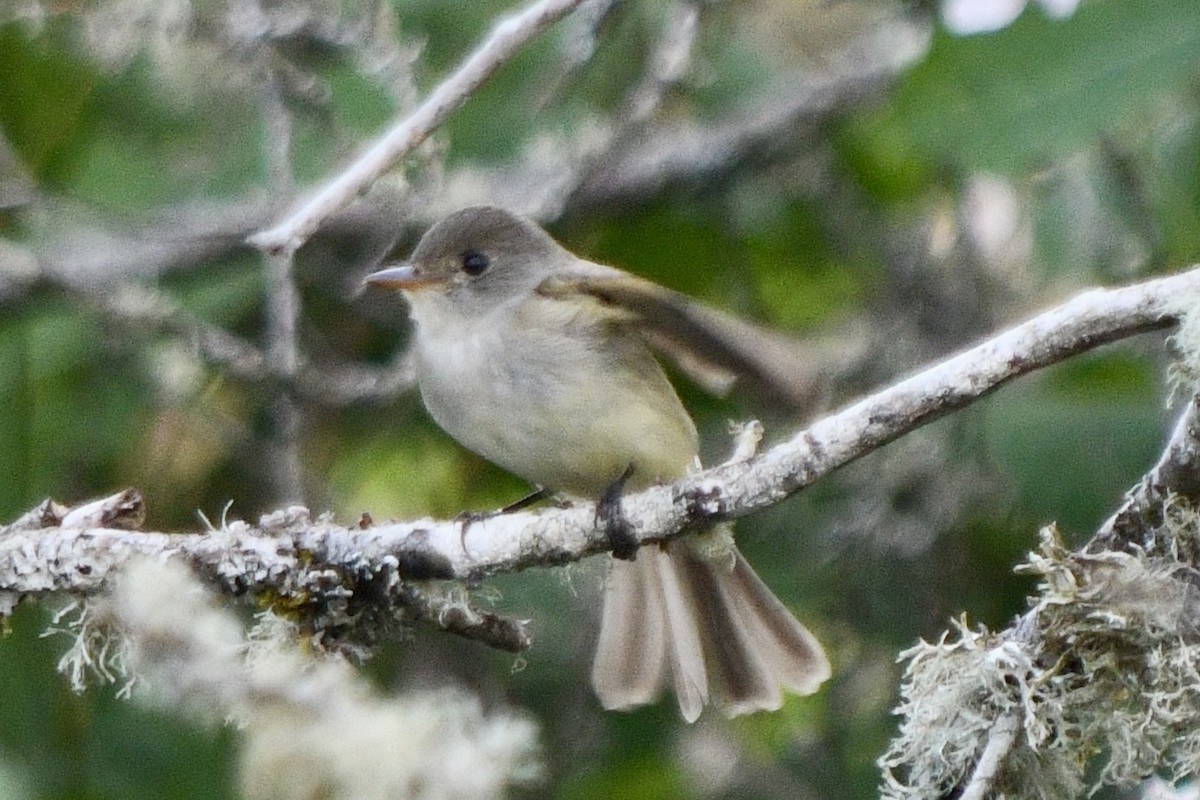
455,486,549,526
597,465,639,561
498,486,552,514
456,486,551,555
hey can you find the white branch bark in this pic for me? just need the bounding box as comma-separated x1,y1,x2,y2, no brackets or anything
248,0,588,255
4,267,1198,651
958,714,1020,800
1093,386,1200,550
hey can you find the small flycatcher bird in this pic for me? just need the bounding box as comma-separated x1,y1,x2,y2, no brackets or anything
365,206,829,721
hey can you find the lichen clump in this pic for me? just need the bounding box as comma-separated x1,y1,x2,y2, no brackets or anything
882,508,1200,798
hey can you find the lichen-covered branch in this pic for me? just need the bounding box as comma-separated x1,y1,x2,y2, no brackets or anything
883,506,1200,797
709,267,1197,516
881,309,1200,796
101,559,540,800
4,268,1198,658
1093,389,1200,551
2,501,531,655
958,714,1020,800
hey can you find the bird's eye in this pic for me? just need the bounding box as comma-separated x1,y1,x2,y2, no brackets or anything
461,250,490,276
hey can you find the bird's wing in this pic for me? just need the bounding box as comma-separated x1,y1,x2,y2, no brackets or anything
536,265,826,412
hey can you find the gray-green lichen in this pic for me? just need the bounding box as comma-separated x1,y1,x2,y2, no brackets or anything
882,507,1200,798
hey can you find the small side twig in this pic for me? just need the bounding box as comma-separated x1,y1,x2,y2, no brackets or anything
407,587,534,653
958,713,1020,800
261,68,306,505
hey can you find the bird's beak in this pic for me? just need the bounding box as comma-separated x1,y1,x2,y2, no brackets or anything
363,264,440,291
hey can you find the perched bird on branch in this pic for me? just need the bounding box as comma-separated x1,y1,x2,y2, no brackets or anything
366,206,829,721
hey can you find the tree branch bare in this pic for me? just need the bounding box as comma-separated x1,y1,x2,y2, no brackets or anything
249,0,588,255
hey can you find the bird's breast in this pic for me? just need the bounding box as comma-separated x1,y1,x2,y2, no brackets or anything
410,305,698,496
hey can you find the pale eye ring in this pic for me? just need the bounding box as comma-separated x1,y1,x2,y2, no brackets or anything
461,250,489,276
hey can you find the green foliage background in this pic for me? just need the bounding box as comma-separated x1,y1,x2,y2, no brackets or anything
1,0,1197,797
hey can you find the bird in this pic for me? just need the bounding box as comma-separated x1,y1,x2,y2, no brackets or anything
364,205,830,721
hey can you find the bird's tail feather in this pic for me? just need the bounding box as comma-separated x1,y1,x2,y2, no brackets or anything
591,539,830,721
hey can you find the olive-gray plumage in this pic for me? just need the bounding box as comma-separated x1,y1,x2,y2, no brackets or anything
366,206,830,721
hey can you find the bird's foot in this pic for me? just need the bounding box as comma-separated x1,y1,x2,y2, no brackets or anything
597,466,639,561
456,487,551,554
498,487,551,514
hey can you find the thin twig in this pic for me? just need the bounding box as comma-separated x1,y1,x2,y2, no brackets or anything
959,713,1020,800
624,0,700,124
407,587,534,653
261,70,306,505
432,16,921,221
98,284,271,378
249,0,588,255
563,19,926,214
1092,391,1200,550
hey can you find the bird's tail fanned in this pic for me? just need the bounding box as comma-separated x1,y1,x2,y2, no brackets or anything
591,537,829,722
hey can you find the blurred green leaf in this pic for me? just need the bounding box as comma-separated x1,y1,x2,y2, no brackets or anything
559,752,686,800
579,203,738,299
0,22,97,186
860,0,1200,174
1044,350,1157,398
0,299,146,516
744,204,863,329
983,367,1163,536
325,414,530,519
170,258,264,326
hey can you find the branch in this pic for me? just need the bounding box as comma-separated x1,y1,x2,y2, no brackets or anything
694,266,1196,520
260,55,306,505
562,19,925,214
882,387,1200,796
249,0,588,255
100,559,540,798
958,713,1020,800
1092,389,1200,550
0,196,268,303
4,268,1197,653
880,282,1200,795
432,16,924,221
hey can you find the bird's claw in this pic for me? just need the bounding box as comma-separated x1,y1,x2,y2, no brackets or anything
597,466,639,561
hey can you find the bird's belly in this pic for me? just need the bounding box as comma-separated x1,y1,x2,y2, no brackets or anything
415,331,695,496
